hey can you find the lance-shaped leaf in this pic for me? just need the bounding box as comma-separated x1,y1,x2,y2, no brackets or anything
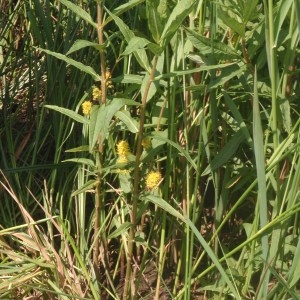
44,105,89,124
38,48,101,81
59,0,97,28
160,0,195,48
106,9,151,72
89,99,140,152
186,27,241,63
66,39,105,55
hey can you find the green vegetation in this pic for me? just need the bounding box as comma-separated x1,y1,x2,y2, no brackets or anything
1,0,300,299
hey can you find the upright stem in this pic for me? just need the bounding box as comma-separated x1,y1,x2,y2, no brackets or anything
93,0,107,287
123,56,158,300
97,0,106,105
267,0,278,150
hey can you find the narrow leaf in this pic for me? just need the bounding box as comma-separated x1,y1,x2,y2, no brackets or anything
151,132,197,171
39,48,101,81
208,63,247,89
106,9,151,72
186,28,241,62
65,145,90,152
242,0,259,24
121,37,151,56
66,39,105,55
222,90,253,145
146,0,164,42
59,0,97,28
115,110,139,133
44,105,89,124
202,129,245,176
108,222,132,239
62,158,95,168
90,99,140,152
71,179,98,197
253,67,270,297
218,8,245,37
105,0,144,25
295,0,300,39
160,0,195,48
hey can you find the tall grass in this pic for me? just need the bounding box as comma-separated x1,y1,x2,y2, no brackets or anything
0,0,299,299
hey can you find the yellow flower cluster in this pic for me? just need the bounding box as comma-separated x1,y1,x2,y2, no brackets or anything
117,140,131,157
91,71,112,102
105,70,113,88
116,140,131,166
92,86,101,101
82,101,92,115
117,155,128,164
145,171,162,190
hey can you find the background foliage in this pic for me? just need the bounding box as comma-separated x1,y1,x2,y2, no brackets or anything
0,0,300,299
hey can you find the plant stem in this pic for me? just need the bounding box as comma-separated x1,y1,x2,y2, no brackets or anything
93,0,107,288
97,0,106,105
123,56,158,300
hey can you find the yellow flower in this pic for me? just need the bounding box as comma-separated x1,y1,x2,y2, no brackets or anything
105,70,113,88
116,140,131,156
117,155,128,164
145,171,162,190
92,86,101,101
82,101,92,115
142,137,152,150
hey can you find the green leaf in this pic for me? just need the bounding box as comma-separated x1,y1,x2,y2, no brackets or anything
208,62,247,89
288,236,300,287
38,48,101,81
242,0,259,24
108,222,132,239
89,105,100,153
160,0,195,48
222,90,253,145
62,158,95,168
253,68,269,297
146,0,164,42
90,99,140,152
143,194,185,222
59,0,97,28
44,105,89,124
71,179,98,197
218,8,245,37
113,74,143,84
66,39,105,55
105,0,144,25
202,129,245,176
185,28,241,62
156,62,236,80
274,0,293,45
121,37,151,56
106,9,151,72
65,145,90,152
296,0,300,39
141,73,157,102
118,172,132,194
115,110,139,133
151,131,197,171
